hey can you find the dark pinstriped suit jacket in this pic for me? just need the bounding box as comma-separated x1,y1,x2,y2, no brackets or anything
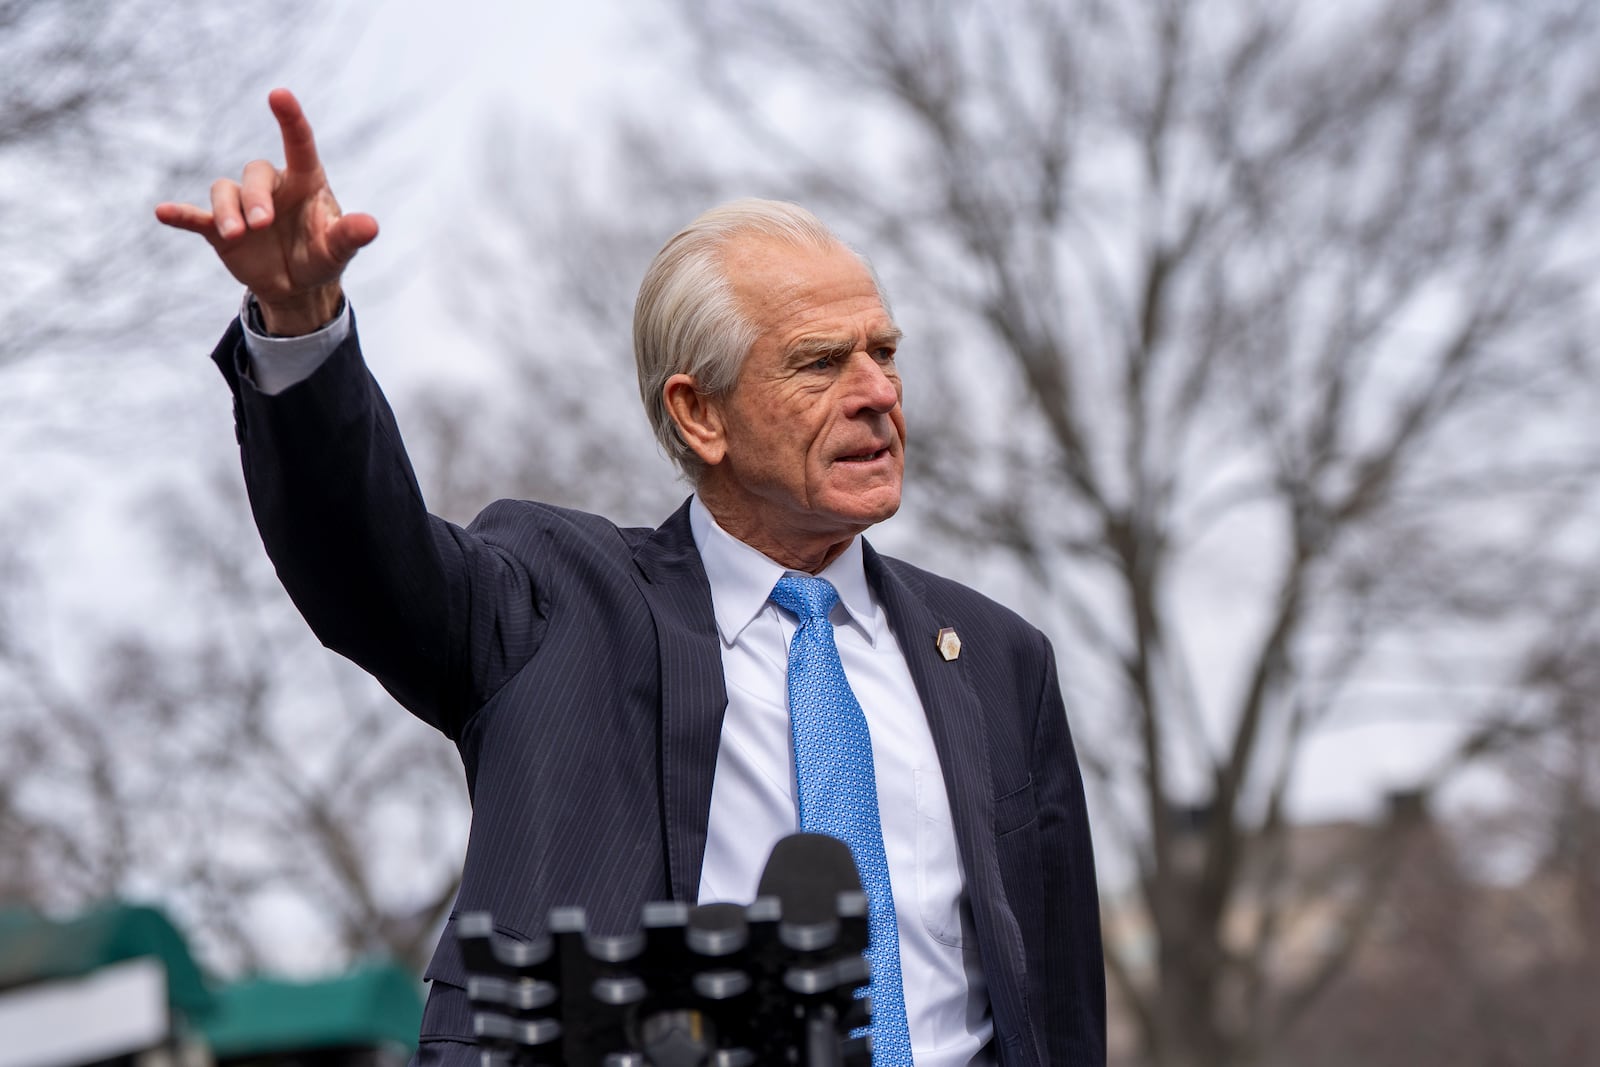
213,318,1105,1067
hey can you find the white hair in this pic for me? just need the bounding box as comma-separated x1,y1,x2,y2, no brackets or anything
632,198,887,480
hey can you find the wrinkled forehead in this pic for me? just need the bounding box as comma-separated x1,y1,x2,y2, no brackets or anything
721,234,892,333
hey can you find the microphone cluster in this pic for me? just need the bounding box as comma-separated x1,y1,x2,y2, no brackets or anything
458,834,877,1067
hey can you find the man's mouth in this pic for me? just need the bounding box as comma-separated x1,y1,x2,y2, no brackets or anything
837,447,890,464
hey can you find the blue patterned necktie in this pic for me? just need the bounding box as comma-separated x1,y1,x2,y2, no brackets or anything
770,573,914,1066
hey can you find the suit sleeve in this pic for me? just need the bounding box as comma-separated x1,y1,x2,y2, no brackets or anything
211,316,541,740
1032,638,1108,1066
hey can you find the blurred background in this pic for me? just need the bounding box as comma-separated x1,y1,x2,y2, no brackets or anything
2,1,1599,1064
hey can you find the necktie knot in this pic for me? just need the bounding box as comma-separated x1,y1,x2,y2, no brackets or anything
770,573,840,623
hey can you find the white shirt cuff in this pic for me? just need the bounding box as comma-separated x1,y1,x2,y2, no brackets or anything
238,294,353,395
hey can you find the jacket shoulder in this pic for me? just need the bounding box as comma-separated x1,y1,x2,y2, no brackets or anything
464,498,658,554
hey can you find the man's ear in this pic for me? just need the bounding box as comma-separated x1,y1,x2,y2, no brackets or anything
663,374,727,466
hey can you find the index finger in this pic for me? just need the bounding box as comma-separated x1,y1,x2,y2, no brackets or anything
268,87,322,176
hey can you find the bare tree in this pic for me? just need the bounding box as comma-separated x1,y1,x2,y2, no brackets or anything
0,0,375,439
452,0,1600,1063
0,0,459,978
440,117,695,525
0,466,469,976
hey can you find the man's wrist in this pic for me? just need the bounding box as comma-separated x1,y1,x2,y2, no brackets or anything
254,286,346,337
238,293,352,395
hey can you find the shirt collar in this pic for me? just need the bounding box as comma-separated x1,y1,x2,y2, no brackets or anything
689,495,880,648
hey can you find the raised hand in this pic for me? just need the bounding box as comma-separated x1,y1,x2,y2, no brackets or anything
155,89,379,336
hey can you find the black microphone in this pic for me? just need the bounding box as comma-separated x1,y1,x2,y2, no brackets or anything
755,833,874,1067
757,832,863,927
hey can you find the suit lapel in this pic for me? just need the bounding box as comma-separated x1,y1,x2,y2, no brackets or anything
631,499,728,904
865,544,1036,1066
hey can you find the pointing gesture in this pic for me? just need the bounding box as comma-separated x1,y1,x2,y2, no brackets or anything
156,89,378,336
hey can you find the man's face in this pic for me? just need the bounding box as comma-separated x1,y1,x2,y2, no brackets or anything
698,236,906,568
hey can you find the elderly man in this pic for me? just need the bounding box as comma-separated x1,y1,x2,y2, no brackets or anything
158,91,1104,1067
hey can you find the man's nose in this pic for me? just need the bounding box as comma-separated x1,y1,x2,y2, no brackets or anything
843,352,900,414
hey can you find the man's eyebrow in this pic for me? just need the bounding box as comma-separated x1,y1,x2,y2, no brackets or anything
788,336,857,362
868,326,904,349
788,327,904,360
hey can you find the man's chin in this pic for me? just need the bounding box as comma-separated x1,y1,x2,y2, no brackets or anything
820,489,902,530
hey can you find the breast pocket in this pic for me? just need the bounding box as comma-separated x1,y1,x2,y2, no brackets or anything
914,768,972,948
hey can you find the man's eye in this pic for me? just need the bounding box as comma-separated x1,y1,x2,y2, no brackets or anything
810,356,834,370
874,347,896,362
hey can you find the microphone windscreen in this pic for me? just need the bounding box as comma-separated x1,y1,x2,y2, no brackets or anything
756,833,862,928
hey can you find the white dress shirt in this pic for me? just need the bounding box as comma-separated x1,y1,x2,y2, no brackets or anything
689,499,993,1066
239,302,996,1065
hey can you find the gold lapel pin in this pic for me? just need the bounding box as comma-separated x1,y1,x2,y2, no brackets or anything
936,627,961,662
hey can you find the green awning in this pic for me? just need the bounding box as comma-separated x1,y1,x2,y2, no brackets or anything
0,905,423,1057
0,903,214,1018
200,964,424,1057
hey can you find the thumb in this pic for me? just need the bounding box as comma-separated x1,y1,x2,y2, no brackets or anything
327,212,380,264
